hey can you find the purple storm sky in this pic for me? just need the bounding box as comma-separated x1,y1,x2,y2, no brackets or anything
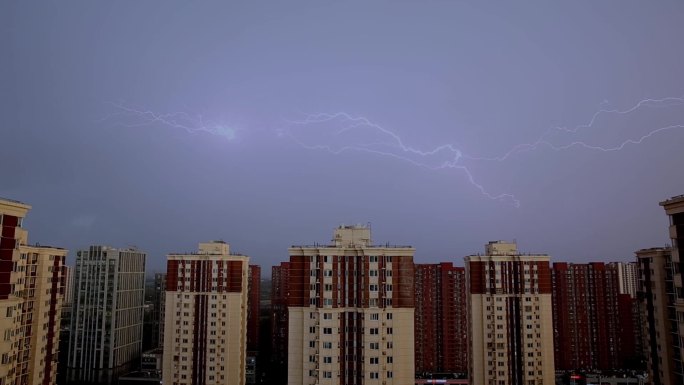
2,2,684,275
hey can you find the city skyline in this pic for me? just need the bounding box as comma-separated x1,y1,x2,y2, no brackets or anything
3,2,684,275
0,195,668,384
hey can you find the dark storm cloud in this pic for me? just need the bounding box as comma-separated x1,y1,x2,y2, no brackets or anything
2,1,683,274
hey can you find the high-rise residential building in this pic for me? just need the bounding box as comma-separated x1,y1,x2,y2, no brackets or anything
466,241,555,385
64,265,75,305
17,243,68,385
152,273,166,350
0,198,68,385
68,246,146,381
162,241,249,385
286,225,415,385
414,262,467,375
660,195,684,383
636,247,675,385
247,265,261,354
246,265,261,385
609,262,638,298
551,262,621,370
271,262,290,384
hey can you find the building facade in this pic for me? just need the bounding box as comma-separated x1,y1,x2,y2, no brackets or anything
414,262,467,375
0,198,68,385
271,262,291,384
551,262,621,370
609,262,638,298
287,225,415,385
247,265,261,354
68,246,146,379
466,241,555,385
660,195,684,383
636,247,675,385
152,273,166,350
162,241,249,385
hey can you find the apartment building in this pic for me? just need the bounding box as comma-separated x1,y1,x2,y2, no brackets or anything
551,262,621,370
287,225,415,385
0,198,67,385
636,247,674,385
414,262,467,374
271,262,291,383
68,246,146,380
162,241,249,385
466,241,554,385
152,273,166,350
660,195,684,383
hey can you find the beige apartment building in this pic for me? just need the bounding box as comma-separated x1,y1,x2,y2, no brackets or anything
636,247,674,385
287,225,415,385
162,241,249,385
466,241,555,385
0,198,67,385
660,195,684,384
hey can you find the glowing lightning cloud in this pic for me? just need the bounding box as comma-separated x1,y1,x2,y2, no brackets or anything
103,102,239,141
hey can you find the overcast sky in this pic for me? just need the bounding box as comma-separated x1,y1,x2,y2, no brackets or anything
2,1,683,275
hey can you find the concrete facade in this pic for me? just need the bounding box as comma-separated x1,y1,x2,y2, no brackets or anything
162,241,249,385
466,241,555,385
636,247,674,385
68,246,146,378
660,195,684,384
286,225,415,385
0,198,67,385
414,262,467,374
551,262,621,370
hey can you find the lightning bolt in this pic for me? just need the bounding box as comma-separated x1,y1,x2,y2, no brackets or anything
104,96,684,208
282,112,520,207
103,101,239,141
464,96,684,161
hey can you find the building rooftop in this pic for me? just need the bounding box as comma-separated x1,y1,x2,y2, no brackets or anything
290,243,413,249
168,251,247,256
636,246,672,253
660,194,684,206
0,196,29,206
22,243,66,250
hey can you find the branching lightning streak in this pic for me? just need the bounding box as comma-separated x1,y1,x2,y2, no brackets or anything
105,96,684,207
284,97,684,207
464,96,684,161
103,101,238,141
283,112,519,207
